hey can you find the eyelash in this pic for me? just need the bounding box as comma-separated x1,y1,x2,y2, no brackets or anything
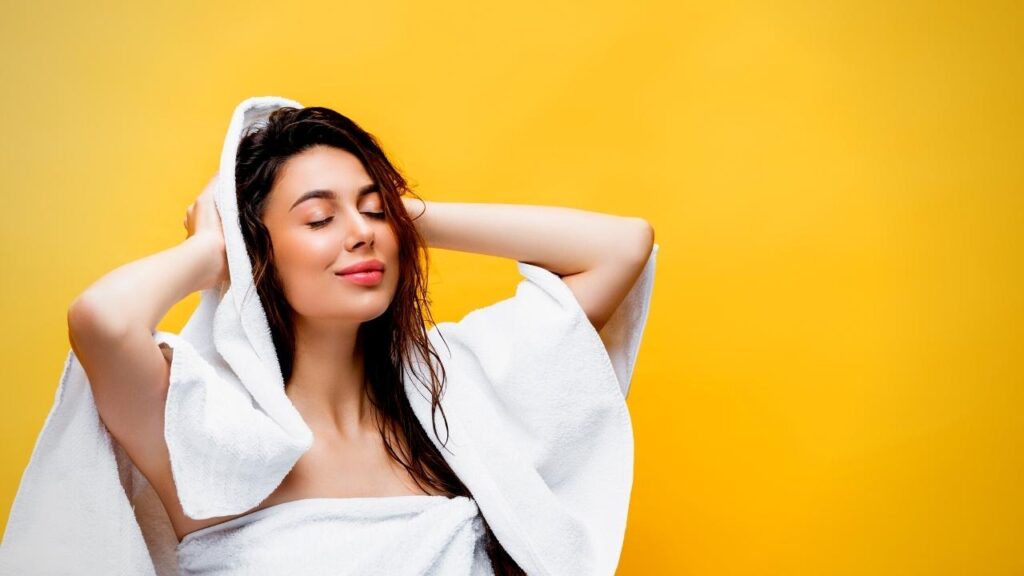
307,212,386,229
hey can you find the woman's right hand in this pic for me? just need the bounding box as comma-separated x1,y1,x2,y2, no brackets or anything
184,172,229,290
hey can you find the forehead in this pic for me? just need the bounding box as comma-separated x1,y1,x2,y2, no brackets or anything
270,145,376,206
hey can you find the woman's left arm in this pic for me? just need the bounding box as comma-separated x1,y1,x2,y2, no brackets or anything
402,198,655,332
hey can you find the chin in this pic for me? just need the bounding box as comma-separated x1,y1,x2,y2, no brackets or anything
349,299,394,323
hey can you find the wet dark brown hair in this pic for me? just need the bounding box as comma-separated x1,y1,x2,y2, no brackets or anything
234,106,524,575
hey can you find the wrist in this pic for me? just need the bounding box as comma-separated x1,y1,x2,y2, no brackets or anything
402,196,427,220
182,234,228,291
186,230,225,252
402,196,431,241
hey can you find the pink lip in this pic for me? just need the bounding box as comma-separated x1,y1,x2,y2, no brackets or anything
336,270,383,286
335,259,385,275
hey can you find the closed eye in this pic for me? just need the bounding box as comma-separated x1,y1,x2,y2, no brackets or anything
307,212,385,229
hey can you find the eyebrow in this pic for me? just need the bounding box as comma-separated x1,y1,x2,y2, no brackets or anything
288,183,380,212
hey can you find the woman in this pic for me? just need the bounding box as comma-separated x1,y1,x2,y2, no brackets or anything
64,105,655,575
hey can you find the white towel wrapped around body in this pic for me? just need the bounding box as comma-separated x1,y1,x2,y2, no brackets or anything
175,495,491,576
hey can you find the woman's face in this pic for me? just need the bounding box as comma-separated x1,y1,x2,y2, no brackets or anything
261,144,400,324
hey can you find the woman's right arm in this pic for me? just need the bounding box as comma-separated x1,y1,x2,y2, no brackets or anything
66,175,226,477
67,234,225,337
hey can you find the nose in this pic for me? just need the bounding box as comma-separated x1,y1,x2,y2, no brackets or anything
345,208,375,251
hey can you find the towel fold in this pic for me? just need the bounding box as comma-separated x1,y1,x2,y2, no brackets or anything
0,96,658,576
175,495,491,576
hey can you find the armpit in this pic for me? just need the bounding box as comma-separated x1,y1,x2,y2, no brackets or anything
158,342,173,364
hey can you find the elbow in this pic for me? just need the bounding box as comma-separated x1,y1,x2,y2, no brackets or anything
624,217,655,264
67,293,98,336
67,293,128,343
67,295,89,336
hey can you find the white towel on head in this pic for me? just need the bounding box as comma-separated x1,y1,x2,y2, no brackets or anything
0,95,659,576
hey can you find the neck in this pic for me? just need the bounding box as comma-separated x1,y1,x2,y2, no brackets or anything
286,316,375,439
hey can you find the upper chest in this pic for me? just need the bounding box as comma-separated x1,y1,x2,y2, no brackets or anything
161,426,436,542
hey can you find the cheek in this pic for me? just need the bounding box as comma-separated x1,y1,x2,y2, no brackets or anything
386,233,403,292
382,232,401,272
383,230,399,256
276,232,337,270
272,233,338,295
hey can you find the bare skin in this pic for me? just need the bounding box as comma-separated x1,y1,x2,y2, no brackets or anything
67,145,654,543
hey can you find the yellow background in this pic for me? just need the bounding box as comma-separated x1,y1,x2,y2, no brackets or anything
1,1,1021,574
